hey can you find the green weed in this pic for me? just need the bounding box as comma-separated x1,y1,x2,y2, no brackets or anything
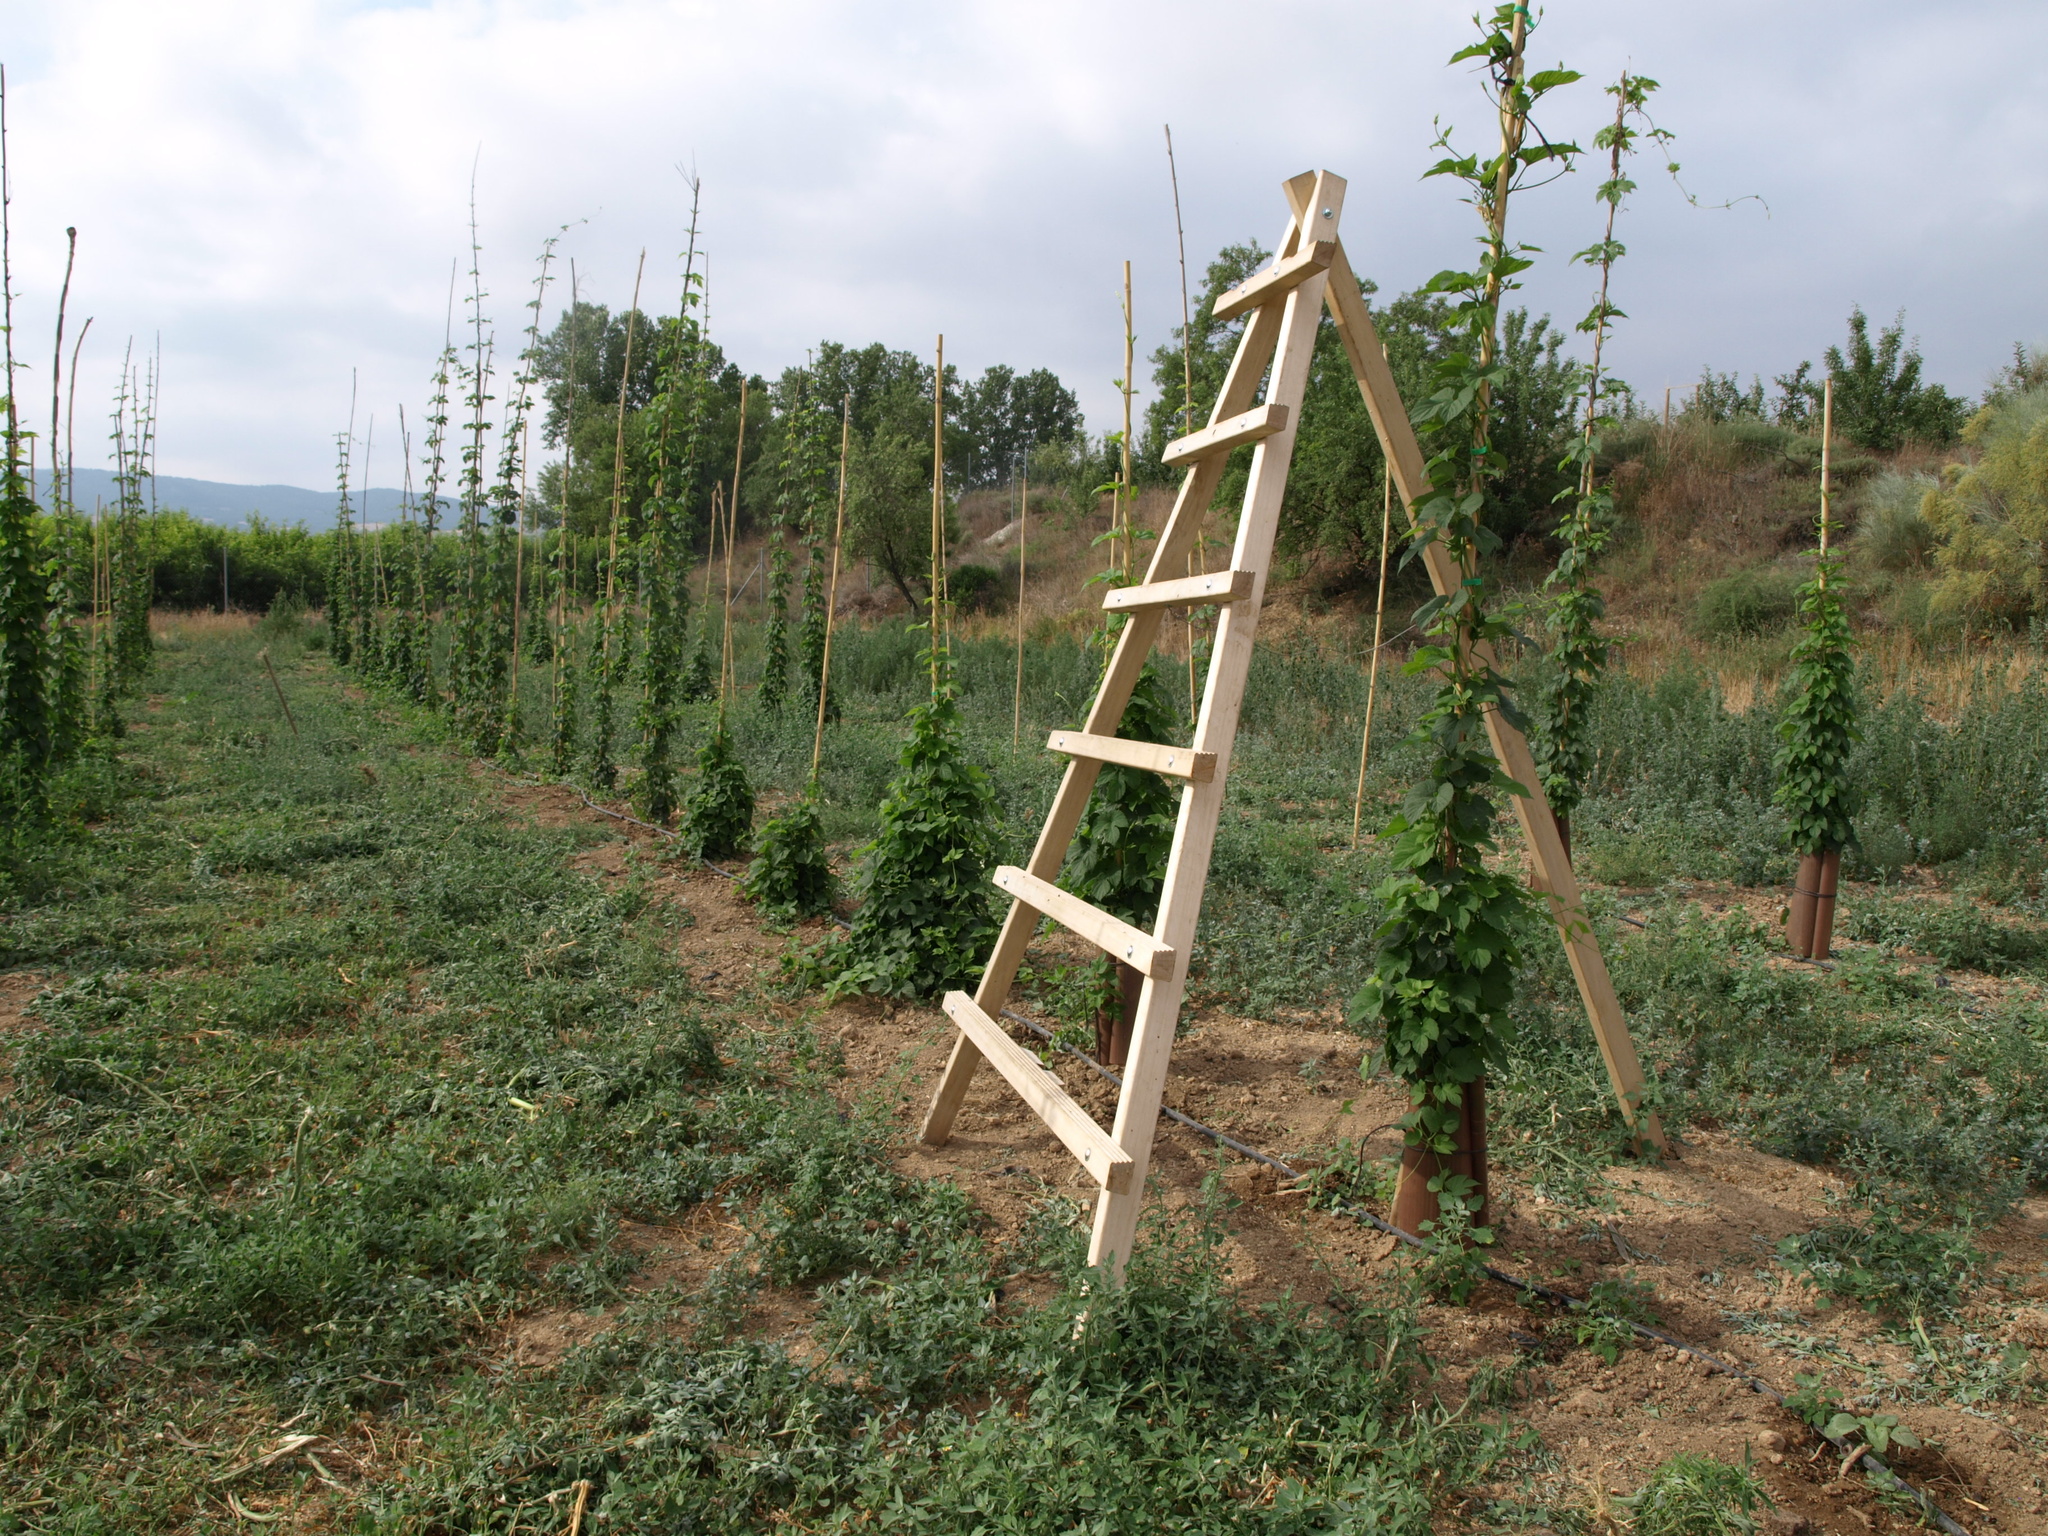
1613,1452,1773,1535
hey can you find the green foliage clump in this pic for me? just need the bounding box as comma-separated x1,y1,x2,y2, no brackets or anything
1064,665,1178,922
741,793,835,920
682,716,755,860
820,664,1001,999
1924,386,2048,630
1690,566,1803,639
1777,1180,1984,1321
1853,471,1940,575
1773,558,1860,856
1845,895,2046,975
1570,1274,1660,1365
1779,306,1970,450
1614,1452,1773,1536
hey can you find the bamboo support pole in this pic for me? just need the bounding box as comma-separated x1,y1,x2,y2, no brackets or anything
811,395,852,785
721,379,749,712
1013,466,1026,753
931,335,946,679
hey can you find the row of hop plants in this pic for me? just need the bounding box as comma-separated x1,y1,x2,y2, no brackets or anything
1,158,161,822
307,194,1007,1001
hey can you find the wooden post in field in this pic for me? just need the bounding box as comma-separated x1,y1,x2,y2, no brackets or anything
810,395,853,785
1792,377,1845,961
1013,464,1027,753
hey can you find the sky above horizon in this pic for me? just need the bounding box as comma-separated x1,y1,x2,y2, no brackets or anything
3,0,2043,490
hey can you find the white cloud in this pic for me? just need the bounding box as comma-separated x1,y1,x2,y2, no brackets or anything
3,0,2042,488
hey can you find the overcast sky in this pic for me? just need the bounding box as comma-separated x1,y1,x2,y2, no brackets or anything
3,0,2043,490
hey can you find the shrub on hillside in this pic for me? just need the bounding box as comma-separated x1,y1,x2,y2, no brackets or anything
1853,472,1939,574
1690,566,1803,639
1925,386,2048,630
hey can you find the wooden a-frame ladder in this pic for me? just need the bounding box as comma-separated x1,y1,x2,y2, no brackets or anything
923,170,1664,1279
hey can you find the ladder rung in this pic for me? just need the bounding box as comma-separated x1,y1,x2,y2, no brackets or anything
1211,239,1335,322
1102,568,1255,614
1162,403,1289,467
942,992,1134,1193
1047,730,1215,783
991,865,1175,979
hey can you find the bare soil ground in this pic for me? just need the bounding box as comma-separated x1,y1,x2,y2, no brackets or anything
495,778,2048,1536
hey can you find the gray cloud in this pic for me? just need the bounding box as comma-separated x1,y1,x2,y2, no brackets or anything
3,0,2041,489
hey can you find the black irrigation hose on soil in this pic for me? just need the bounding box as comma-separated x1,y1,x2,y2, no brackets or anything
499,767,1972,1535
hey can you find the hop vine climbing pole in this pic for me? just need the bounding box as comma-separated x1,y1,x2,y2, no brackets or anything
921,171,1662,1280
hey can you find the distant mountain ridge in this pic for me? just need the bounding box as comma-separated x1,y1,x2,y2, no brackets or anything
30,468,411,529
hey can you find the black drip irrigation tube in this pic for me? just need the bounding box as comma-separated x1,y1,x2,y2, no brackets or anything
508,768,1972,1535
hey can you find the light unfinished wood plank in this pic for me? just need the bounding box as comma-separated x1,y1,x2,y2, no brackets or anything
1161,404,1289,467
1102,568,1255,613
1211,239,1335,322
1047,730,1215,783
991,865,1174,978
1090,171,1345,1276
922,290,1286,1149
941,992,1133,1193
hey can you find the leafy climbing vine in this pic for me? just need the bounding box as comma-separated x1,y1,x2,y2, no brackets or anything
1348,3,1575,1235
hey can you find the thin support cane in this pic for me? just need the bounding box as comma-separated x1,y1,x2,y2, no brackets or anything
811,395,852,785
1013,466,1026,753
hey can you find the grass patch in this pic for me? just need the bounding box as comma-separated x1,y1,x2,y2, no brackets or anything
0,621,1522,1532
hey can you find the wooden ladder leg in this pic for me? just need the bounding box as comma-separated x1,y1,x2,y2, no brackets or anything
923,263,1292,1148
1090,184,1342,1274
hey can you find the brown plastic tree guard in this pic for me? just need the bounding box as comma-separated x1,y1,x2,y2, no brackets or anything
920,172,1664,1281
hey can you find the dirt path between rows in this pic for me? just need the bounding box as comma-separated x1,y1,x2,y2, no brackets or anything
499,778,2048,1535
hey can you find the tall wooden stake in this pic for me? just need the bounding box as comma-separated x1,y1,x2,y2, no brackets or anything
721,380,749,714
811,395,851,785
1013,465,1027,753
1350,462,1394,849
1120,263,1135,586
1166,125,1201,715
930,335,946,679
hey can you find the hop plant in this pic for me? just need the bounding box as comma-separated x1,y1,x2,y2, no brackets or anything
741,792,834,919
681,715,754,860
821,657,1000,999
1773,555,1861,856
1062,661,1179,1031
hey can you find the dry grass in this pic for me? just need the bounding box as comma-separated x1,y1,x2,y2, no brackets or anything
151,608,260,643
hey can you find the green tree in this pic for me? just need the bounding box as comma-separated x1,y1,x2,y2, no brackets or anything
953,363,1084,487
1778,307,1968,448
846,381,960,612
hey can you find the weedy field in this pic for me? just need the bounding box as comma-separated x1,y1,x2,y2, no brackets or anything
3,608,2045,1535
